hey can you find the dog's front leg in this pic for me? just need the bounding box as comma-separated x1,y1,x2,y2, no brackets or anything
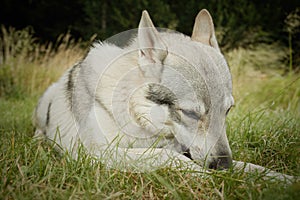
232,160,294,182
95,146,209,175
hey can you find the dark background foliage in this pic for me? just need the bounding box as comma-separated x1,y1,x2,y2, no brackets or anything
1,0,299,68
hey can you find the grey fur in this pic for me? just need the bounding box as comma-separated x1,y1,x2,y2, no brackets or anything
65,63,81,110
46,102,51,127
32,9,294,182
146,83,177,106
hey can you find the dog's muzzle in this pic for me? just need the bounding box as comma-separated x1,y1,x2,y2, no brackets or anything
182,148,232,170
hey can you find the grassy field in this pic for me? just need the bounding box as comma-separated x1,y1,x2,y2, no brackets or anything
0,28,299,199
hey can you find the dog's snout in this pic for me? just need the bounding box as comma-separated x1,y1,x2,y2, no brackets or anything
208,155,232,170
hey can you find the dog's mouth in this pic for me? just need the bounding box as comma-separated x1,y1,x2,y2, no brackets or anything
181,148,232,171
182,148,192,160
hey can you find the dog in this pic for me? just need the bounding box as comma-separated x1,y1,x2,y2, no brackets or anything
33,9,293,181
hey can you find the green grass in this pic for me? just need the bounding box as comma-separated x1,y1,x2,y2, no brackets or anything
0,28,300,199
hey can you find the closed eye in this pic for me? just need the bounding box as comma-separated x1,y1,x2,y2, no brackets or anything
226,105,233,115
181,109,201,120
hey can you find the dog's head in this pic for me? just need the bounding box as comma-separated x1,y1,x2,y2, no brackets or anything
133,10,234,170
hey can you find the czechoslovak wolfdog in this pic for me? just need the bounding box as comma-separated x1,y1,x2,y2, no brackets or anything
34,9,293,181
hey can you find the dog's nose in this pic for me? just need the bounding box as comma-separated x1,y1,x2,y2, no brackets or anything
208,155,232,170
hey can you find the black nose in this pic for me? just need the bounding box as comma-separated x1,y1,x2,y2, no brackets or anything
208,155,232,170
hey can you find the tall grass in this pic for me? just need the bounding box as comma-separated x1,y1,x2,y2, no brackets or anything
226,44,300,116
225,45,300,178
0,26,85,98
0,27,299,199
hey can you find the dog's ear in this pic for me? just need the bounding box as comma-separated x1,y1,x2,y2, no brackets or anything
138,10,167,79
191,9,220,52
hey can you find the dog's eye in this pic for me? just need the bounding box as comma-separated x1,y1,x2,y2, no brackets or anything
181,109,201,120
226,106,232,115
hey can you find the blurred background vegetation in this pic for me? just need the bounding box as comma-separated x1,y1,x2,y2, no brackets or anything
0,0,299,99
0,0,299,61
